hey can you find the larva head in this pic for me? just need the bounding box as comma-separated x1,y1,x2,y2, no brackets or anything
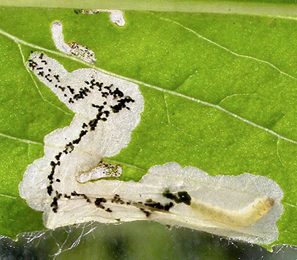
257,197,275,217
267,198,275,207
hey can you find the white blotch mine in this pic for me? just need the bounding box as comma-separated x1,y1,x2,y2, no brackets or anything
51,21,97,64
81,9,126,27
109,10,126,27
20,53,283,245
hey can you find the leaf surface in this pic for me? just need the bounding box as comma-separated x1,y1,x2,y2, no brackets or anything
0,7,297,248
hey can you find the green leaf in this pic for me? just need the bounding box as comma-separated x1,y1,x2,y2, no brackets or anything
1,6,297,249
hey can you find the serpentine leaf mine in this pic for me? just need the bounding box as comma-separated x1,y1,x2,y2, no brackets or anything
19,23,283,246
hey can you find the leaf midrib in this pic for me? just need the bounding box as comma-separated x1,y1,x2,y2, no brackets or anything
2,1,297,17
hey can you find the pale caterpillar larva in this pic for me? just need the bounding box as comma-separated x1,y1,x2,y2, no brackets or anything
191,196,274,227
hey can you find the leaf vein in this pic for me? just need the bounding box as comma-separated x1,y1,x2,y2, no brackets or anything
0,133,42,145
0,193,17,200
157,15,297,82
